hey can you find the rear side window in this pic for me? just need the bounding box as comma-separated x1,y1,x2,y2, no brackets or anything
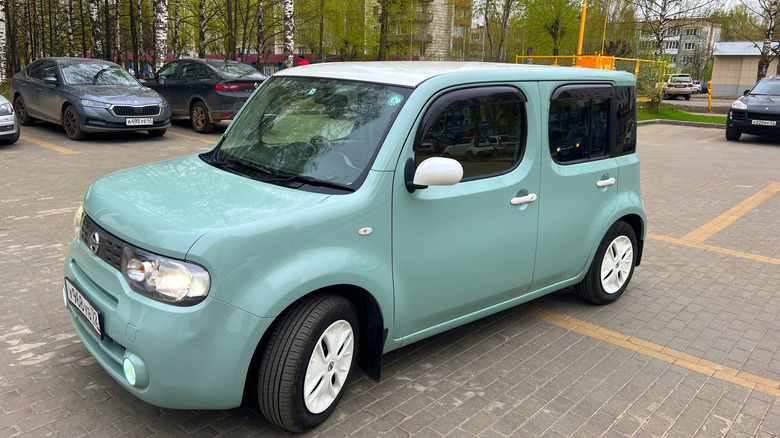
548,84,635,164
416,86,527,180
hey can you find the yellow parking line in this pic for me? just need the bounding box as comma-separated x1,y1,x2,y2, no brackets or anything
166,130,218,145
697,134,723,143
522,306,780,398
648,234,780,265
680,181,780,243
21,135,84,155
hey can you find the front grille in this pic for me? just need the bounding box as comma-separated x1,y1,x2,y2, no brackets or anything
81,215,126,270
110,105,161,117
731,111,746,121
747,112,780,121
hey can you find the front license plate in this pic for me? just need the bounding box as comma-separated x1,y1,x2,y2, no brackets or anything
752,119,776,126
125,117,153,126
65,278,102,338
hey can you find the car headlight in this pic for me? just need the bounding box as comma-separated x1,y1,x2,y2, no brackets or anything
74,203,85,241
81,99,111,109
0,102,13,115
731,100,748,110
121,245,210,305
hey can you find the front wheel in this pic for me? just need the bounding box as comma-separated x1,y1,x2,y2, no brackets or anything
576,221,637,305
258,294,359,432
63,106,87,140
725,126,741,141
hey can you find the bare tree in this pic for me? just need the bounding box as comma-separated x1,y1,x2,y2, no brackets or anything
634,0,715,56
172,0,181,58
88,0,103,58
0,0,6,82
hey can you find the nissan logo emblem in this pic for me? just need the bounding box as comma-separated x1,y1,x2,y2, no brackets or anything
89,232,100,254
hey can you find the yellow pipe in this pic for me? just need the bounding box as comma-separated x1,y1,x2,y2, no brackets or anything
577,0,587,55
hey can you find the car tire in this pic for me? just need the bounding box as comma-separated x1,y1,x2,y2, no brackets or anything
13,95,35,126
258,294,359,433
190,101,214,134
575,221,637,305
725,126,741,141
63,106,87,140
466,151,474,161
148,129,166,137
684,94,691,100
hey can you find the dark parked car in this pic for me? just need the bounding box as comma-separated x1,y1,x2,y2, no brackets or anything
144,58,267,133
10,57,170,140
727,75,780,141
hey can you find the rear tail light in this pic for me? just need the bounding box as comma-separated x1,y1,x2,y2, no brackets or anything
667,84,673,87
214,83,253,91
688,83,693,87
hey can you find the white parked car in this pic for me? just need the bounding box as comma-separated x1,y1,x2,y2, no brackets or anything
0,95,20,145
443,136,496,160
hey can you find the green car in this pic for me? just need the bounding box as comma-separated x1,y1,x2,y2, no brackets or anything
64,62,645,432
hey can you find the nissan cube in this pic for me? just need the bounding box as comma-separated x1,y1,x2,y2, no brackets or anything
64,62,645,432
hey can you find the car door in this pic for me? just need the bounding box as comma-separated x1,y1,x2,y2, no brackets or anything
18,60,45,118
146,61,182,114
531,82,619,290
392,83,541,341
37,61,63,122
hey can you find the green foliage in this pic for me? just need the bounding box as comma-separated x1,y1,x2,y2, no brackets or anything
637,106,726,124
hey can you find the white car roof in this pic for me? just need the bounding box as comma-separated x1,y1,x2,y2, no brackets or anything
274,61,632,88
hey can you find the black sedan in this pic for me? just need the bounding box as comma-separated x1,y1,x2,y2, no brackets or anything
144,58,266,133
727,75,780,141
10,57,170,140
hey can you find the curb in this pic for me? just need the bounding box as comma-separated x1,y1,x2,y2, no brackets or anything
638,119,725,129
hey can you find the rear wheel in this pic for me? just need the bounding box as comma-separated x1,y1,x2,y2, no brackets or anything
576,221,637,305
14,95,34,126
258,294,359,432
63,106,87,140
190,101,214,134
725,126,741,141
684,94,691,100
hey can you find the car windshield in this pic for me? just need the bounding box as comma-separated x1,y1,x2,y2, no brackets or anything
750,80,780,95
209,61,265,78
208,76,411,192
62,63,138,85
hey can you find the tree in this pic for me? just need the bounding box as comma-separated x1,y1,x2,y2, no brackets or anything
154,0,168,70
283,0,294,67
634,0,715,56
89,0,103,58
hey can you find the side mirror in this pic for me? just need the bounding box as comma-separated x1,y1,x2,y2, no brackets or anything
43,76,59,85
405,157,463,193
743,89,750,96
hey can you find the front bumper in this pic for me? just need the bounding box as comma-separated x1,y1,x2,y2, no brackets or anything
728,110,780,136
0,118,19,140
80,105,172,133
63,239,272,409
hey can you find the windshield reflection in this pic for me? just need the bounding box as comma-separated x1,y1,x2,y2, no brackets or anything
212,76,411,192
62,63,138,86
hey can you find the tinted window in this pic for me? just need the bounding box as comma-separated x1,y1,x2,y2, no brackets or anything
157,62,179,79
615,86,636,156
416,88,526,180
208,60,264,78
27,61,44,79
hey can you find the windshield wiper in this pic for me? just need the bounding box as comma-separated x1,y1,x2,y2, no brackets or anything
266,173,356,192
220,156,274,176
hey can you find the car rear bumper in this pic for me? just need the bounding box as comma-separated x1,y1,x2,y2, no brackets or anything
664,87,692,95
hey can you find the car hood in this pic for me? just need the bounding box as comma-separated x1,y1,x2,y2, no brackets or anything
68,84,165,104
743,95,780,111
84,154,330,258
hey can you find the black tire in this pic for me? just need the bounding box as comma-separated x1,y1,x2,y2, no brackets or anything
725,126,741,141
148,129,166,137
576,221,637,305
14,95,34,126
466,151,474,161
63,106,87,140
258,294,359,432
190,101,214,134
684,94,691,100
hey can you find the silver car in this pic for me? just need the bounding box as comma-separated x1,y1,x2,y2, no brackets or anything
11,57,171,140
0,95,20,144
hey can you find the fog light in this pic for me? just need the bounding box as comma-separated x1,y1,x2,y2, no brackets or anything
122,352,149,388
123,358,137,386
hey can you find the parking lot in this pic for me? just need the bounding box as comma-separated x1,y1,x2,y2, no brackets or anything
1,121,779,437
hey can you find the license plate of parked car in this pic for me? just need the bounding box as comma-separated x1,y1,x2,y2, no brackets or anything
126,117,153,126
65,278,102,338
751,120,776,126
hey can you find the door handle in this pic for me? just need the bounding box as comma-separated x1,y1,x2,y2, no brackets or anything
510,193,537,205
596,177,616,188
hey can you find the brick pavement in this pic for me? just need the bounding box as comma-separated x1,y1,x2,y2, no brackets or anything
1,123,778,437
